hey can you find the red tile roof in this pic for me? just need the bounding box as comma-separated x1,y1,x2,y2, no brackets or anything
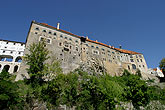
39,22,140,55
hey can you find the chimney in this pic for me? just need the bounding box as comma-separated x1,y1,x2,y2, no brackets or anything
119,45,122,49
57,23,60,30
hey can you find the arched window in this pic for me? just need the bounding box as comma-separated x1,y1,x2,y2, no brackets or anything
15,56,22,62
132,64,136,70
3,65,10,72
13,65,18,73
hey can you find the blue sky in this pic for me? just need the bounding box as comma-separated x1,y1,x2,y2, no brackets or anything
0,0,164,68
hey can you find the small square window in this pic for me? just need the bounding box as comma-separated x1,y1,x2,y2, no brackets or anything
19,52,21,54
3,50,5,53
10,51,13,54
130,59,134,62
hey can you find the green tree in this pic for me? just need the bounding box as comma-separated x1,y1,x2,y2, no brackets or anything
122,74,150,109
24,41,49,87
0,71,24,109
159,58,165,71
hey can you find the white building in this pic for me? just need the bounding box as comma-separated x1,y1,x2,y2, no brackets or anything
0,39,25,73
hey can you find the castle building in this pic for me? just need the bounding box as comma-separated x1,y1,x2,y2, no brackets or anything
0,39,25,73
17,21,148,79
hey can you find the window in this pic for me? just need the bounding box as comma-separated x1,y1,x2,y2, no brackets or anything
43,30,46,32
65,36,67,39
143,65,145,68
102,48,105,51
18,52,21,54
139,65,141,67
96,46,99,49
13,43,16,45
132,64,136,69
35,27,39,30
76,47,78,51
130,59,134,62
130,55,133,58
69,38,72,41
6,42,8,44
107,50,110,53
103,58,106,61
128,65,130,70
3,51,5,53
49,31,52,34
137,59,139,62
140,59,143,62
91,45,94,48
139,55,142,58
35,32,38,34
54,32,56,36
59,42,62,46
75,40,79,43
60,35,63,38
47,39,51,44
4,47,7,48
136,55,138,58
112,52,115,54
85,44,89,47
21,44,24,46
10,51,13,54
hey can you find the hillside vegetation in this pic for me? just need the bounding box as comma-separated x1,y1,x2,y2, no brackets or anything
0,41,164,110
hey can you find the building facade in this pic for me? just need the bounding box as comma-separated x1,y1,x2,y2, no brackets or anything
17,21,148,79
0,39,25,73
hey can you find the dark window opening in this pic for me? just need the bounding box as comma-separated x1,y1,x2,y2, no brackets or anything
59,42,62,46
14,65,18,73
54,32,56,36
3,65,10,72
47,39,51,44
35,27,39,30
64,47,69,51
69,38,72,41
128,65,130,70
130,59,134,62
49,31,52,34
43,30,46,32
132,64,136,70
